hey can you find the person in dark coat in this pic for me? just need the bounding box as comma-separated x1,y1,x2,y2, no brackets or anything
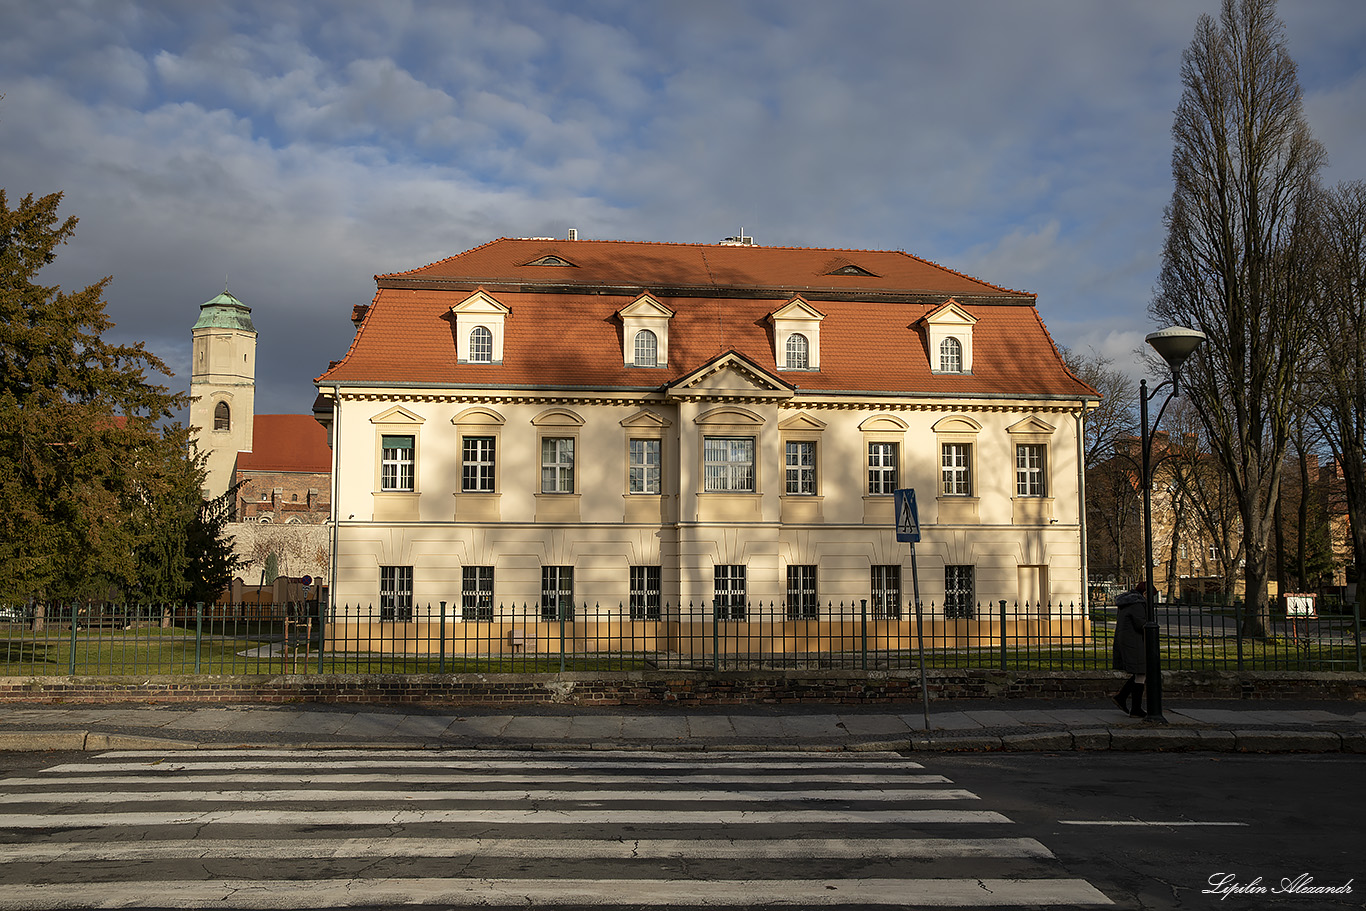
1111,582,1148,718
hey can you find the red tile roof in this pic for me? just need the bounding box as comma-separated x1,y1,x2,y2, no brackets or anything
236,414,332,473
318,238,1097,401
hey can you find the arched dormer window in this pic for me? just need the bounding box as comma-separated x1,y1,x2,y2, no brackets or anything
633,329,658,367
939,337,963,373
214,401,231,431
469,326,493,363
785,333,810,369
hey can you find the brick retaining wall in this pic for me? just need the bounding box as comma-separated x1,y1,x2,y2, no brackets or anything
2,670,1363,705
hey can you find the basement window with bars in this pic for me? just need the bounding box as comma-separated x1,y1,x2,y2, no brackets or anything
461,566,494,621
714,565,746,621
786,565,819,620
945,564,975,620
630,565,661,620
541,566,574,621
380,565,413,622
871,565,902,619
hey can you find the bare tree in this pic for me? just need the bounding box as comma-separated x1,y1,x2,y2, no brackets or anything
1313,181,1366,617
1061,347,1138,470
1151,0,1325,635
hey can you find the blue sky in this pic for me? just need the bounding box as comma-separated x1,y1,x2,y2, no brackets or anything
4,0,1365,416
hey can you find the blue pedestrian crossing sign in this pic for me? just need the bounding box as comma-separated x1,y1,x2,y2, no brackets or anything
894,488,921,543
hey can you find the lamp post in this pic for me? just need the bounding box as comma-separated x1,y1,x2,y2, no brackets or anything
1139,326,1206,723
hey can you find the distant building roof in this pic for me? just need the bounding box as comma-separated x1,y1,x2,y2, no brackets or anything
193,291,256,332
236,414,331,473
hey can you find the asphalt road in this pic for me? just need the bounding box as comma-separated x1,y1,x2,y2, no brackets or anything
925,751,1366,909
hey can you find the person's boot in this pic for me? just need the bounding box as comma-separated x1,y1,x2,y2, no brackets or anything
1112,678,1133,713
1129,683,1147,718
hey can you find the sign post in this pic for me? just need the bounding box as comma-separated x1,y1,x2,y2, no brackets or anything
895,489,931,732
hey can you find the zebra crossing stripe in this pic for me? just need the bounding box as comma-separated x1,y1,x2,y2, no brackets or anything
78,749,917,763
0,786,979,804
6,771,956,787
0,877,1113,909
41,757,925,774
0,807,1011,828
0,835,1057,862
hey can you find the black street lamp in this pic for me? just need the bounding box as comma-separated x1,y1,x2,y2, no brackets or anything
1139,326,1206,723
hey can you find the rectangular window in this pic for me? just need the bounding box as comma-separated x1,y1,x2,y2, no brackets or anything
1016,444,1045,497
629,439,661,494
541,566,574,621
945,564,975,620
462,436,496,493
380,435,414,491
630,565,661,620
785,441,816,495
871,565,901,619
786,565,818,620
379,565,413,621
704,437,755,492
714,565,746,621
867,442,898,495
461,566,494,621
941,443,972,496
541,438,575,494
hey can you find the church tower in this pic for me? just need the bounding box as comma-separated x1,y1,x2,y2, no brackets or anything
190,290,256,500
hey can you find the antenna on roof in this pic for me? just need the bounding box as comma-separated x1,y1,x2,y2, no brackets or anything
720,228,754,246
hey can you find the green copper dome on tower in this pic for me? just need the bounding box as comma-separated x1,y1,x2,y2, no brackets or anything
192,290,255,332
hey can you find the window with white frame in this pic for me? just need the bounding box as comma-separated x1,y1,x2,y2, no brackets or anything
868,442,898,495
380,565,413,621
785,440,816,495
704,437,755,492
871,565,901,619
1016,444,1046,497
939,337,963,373
540,566,574,621
785,333,810,369
469,326,493,363
541,437,575,493
941,442,972,496
714,564,746,621
462,436,496,492
381,435,415,491
786,565,818,620
629,438,661,494
945,564,975,619
633,330,658,367
630,565,661,620
461,566,494,621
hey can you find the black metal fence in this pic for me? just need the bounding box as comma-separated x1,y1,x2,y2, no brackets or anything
2,598,1360,676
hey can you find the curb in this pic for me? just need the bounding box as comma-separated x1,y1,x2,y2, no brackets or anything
0,728,1358,754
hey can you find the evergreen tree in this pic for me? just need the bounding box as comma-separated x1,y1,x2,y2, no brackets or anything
0,189,204,601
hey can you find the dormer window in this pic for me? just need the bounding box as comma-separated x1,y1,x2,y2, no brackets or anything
939,337,963,373
828,264,877,276
469,327,493,363
452,290,509,364
770,297,824,371
527,255,572,267
619,294,673,368
633,329,659,367
922,299,977,375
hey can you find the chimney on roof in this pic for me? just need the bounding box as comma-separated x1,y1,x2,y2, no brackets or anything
720,228,754,246
567,228,578,240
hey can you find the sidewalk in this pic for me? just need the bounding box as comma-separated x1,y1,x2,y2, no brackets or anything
2,698,1365,754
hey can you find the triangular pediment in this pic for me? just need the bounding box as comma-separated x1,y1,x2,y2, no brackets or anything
920,298,977,327
621,409,672,429
370,405,425,425
667,352,793,400
450,288,511,316
1008,415,1057,435
618,294,674,320
778,412,827,431
769,296,825,322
